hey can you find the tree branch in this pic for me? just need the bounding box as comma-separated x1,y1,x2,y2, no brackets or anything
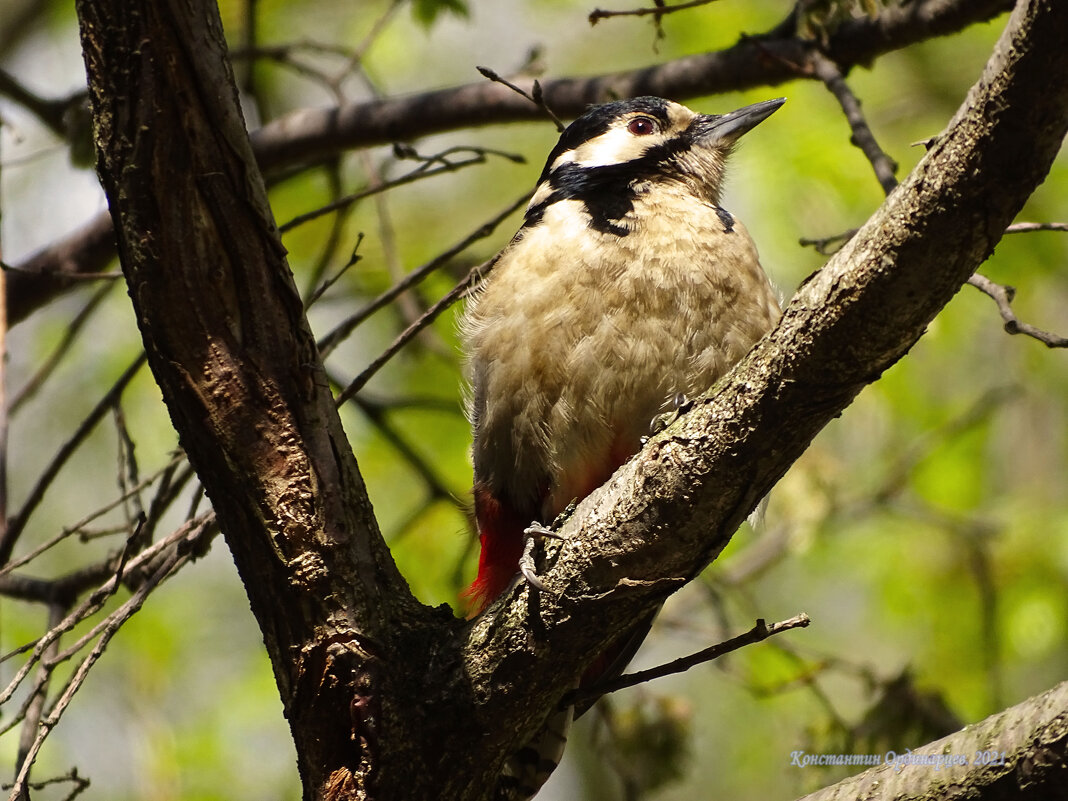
250,0,1011,167
75,1,435,797
795,680,1068,801
9,0,1011,325
461,0,1068,788
967,273,1068,347
571,614,812,707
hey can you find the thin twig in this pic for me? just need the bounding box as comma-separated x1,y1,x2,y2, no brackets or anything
0,353,148,567
802,220,1067,255
967,273,1068,348
809,49,898,196
334,257,493,406
362,150,426,332
589,0,722,25
0,453,185,581
307,233,363,308
318,192,528,358
568,614,811,708
476,66,565,131
1005,221,1068,234
113,404,146,540
303,159,350,299
12,604,64,800
330,0,405,91
798,228,859,255
3,769,90,801
9,283,113,414
6,545,188,801
0,515,212,704
348,393,460,508
279,147,521,233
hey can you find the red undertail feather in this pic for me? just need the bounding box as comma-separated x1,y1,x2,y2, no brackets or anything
464,484,529,614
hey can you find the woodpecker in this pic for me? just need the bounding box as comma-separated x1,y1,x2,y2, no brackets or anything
460,95,784,797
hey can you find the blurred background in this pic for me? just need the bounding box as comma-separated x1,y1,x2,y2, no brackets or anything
0,0,1065,799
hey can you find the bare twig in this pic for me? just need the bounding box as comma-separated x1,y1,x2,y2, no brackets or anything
362,151,426,332
12,603,64,799
318,192,528,358
9,283,113,414
1005,221,1068,233
299,159,349,297
809,49,898,195
278,146,521,233
0,453,185,582
569,614,811,708
0,515,213,703
2,769,90,801
6,544,189,801
307,233,363,308
476,66,565,132
349,393,460,509
330,0,405,91
0,353,148,567
799,228,860,255
334,258,490,406
589,0,722,25
967,273,1068,348
803,220,1067,255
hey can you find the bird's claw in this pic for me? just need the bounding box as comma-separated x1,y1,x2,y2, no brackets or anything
519,519,566,593
648,392,693,437
523,521,565,540
519,535,548,591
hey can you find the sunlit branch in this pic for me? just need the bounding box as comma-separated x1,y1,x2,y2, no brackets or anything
967,272,1068,348
476,66,565,132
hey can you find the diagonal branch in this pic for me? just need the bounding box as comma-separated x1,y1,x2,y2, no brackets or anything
967,273,1068,347
795,679,1068,801
461,0,1068,789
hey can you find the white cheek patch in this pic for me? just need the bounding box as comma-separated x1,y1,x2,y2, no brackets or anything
550,127,661,172
527,179,554,211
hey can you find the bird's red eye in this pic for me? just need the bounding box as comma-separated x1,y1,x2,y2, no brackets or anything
627,116,657,136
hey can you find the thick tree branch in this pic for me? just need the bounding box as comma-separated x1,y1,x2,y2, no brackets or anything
10,0,1010,325
459,0,1068,790
248,0,1011,167
795,680,1068,801
75,1,438,797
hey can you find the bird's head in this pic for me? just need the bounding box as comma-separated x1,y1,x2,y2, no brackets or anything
524,96,784,234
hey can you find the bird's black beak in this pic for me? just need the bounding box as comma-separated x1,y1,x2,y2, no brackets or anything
692,97,786,146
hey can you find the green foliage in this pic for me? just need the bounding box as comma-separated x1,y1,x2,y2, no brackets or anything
411,0,469,28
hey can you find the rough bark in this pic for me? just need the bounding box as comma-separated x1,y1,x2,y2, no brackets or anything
74,0,1068,799
76,2,437,798
796,680,1068,801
